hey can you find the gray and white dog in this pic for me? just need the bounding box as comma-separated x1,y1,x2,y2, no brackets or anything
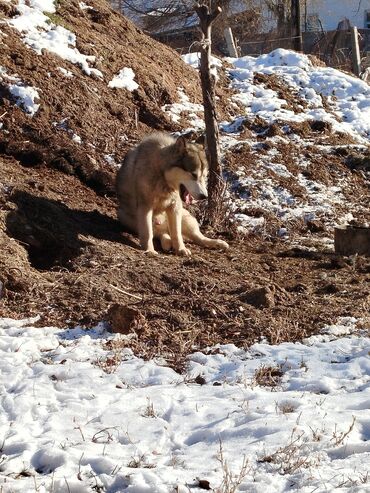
116,132,229,256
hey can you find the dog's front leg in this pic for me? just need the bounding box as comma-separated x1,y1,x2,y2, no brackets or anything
166,203,191,256
137,205,157,254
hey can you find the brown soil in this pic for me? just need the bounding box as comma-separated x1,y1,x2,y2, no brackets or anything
1,152,369,369
0,0,369,370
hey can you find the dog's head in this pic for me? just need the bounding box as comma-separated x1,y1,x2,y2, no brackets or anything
166,135,208,205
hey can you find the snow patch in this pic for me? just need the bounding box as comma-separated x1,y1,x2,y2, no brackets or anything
226,48,370,141
9,0,103,78
182,52,222,80
108,67,139,91
162,88,204,129
0,66,40,115
58,67,74,78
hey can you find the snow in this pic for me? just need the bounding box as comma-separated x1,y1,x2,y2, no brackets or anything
79,1,93,10
226,49,370,141
0,316,369,492
0,66,40,116
7,83,40,116
108,67,139,91
162,88,204,129
182,52,222,80
72,133,82,144
181,49,370,142
180,49,370,234
58,66,74,77
9,0,103,78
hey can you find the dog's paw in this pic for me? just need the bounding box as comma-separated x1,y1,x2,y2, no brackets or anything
216,240,229,250
144,249,159,256
176,247,192,257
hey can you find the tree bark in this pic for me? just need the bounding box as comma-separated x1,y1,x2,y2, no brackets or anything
195,3,223,226
291,0,303,51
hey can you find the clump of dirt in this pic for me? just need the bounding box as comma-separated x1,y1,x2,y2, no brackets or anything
338,147,370,172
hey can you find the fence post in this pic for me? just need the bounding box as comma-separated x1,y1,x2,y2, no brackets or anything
224,26,238,57
350,26,361,76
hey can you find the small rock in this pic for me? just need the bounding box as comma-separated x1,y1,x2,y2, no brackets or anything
240,286,275,308
306,220,325,233
107,303,145,334
197,479,211,490
194,375,206,385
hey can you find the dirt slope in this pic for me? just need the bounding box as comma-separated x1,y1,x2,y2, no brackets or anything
0,0,207,194
0,0,369,368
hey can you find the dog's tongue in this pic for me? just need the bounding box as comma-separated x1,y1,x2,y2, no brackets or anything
185,191,193,205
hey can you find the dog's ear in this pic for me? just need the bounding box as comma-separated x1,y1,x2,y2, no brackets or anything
175,136,187,154
195,134,206,147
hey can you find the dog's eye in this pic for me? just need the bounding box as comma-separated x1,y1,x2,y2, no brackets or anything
191,172,197,179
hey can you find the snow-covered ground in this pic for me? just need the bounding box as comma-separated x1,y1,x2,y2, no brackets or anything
0,66,40,116
179,49,370,234
227,50,370,140
8,0,102,78
0,317,369,492
181,49,370,142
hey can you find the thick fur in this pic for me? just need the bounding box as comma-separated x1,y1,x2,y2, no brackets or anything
116,132,229,256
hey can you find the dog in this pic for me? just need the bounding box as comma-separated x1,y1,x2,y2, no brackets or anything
116,132,229,256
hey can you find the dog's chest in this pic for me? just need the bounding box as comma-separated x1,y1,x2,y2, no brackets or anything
152,191,179,213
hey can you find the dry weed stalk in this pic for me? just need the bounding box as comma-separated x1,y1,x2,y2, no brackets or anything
258,430,315,475
330,416,356,446
93,340,127,374
215,440,249,493
127,453,155,469
276,400,296,414
142,397,157,418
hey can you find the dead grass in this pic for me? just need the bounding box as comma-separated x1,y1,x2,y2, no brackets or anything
258,429,316,475
276,401,296,414
142,398,157,418
253,364,284,388
330,416,356,446
127,454,155,469
215,440,250,493
93,352,122,374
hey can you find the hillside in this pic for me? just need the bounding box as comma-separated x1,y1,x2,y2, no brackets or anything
0,0,369,366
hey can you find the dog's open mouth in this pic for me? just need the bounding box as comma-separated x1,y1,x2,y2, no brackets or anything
180,184,193,205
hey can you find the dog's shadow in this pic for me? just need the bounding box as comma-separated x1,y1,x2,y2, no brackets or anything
6,190,137,270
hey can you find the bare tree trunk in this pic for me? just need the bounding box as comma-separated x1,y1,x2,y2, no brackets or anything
291,0,303,51
195,3,223,226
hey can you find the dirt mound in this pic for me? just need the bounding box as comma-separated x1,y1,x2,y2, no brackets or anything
0,0,210,194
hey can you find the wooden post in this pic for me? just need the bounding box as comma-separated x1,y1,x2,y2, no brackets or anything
351,26,361,77
195,3,223,226
224,26,238,57
291,0,303,51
